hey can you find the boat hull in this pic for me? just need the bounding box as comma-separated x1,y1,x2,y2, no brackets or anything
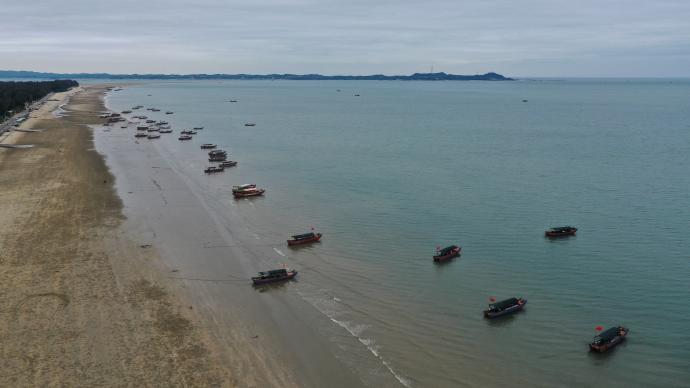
287,233,322,246
233,189,265,198
433,247,461,262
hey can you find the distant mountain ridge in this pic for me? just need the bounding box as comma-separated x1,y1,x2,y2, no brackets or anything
0,70,512,81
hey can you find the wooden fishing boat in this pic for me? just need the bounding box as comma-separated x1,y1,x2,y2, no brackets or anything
209,155,227,162
287,232,322,246
181,130,197,135
219,160,238,167
483,297,527,319
147,128,159,132
121,110,132,114
251,268,297,285
147,134,160,139
159,129,172,133
166,111,174,114
134,133,148,138
433,245,461,262
204,166,225,174
193,127,204,130
208,149,227,156
136,126,148,131
200,144,217,149
589,326,629,353
545,226,577,237
178,135,193,141
233,188,265,198
244,123,256,127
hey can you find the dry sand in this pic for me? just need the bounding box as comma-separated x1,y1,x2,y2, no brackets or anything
0,86,231,386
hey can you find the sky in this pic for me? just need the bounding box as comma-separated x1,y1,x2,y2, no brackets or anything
2,0,690,77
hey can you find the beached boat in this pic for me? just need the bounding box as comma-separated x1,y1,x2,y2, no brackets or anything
545,226,577,237
200,144,217,149
204,166,225,174
244,123,256,127
134,133,148,138
589,326,629,353
148,134,161,139
233,188,265,198
287,232,322,246
251,268,297,285
483,297,527,319
219,160,237,167
232,184,256,192
178,135,193,141
433,245,461,262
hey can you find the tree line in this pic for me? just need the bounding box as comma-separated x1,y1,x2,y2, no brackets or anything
0,80,78,120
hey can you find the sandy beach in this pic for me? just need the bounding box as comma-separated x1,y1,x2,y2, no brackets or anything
0,86,231,386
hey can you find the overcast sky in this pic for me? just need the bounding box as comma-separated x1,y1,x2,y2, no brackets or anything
2,0,690,77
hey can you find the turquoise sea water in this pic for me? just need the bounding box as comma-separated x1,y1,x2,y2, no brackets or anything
107,79,690,387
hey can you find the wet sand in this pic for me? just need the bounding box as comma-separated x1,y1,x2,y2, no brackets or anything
0,86,229,386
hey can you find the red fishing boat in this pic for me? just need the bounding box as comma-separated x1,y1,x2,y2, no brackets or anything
433,245,461,262
545,226,577,237
589,326,629,353
287,232,322,246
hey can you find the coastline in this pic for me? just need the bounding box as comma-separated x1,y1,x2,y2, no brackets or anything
0,86,230,386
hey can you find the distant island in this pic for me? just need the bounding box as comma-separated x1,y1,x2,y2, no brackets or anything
0,70,512,81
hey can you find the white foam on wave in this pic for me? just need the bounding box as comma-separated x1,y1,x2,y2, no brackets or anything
273,247,286,256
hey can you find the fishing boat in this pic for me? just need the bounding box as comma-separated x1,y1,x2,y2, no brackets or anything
193,127,204,130
433,245,461,262
159,129,173,133
137,126,148,131
201,144,217,149
204,166,225,174
209,155,228,162
545,226,577,237
233,188,265,198
151,108,160,112
166,111,174,114
147,128,159,132
134,133,148,138
159,125,171,129
589,326,629,353
219,160,238,167
178,135,193,141
232,184,256,192
181,130,197,135
229,100,238,103
120,125,128,129
147,134,161,139
483,297,527,319
121,110,132,114
146,120,156,124
251,268,297,285
244,123,256,127
208,149,227,156
287,232,322,246
157,121,168,125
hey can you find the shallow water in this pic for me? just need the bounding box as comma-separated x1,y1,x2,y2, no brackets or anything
106,79,690,387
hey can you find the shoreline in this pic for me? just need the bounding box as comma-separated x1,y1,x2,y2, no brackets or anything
0,85,231,386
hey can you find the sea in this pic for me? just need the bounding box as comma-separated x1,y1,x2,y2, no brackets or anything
105,78,690,387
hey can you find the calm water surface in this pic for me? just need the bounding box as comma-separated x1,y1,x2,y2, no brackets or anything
107,79,690,387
